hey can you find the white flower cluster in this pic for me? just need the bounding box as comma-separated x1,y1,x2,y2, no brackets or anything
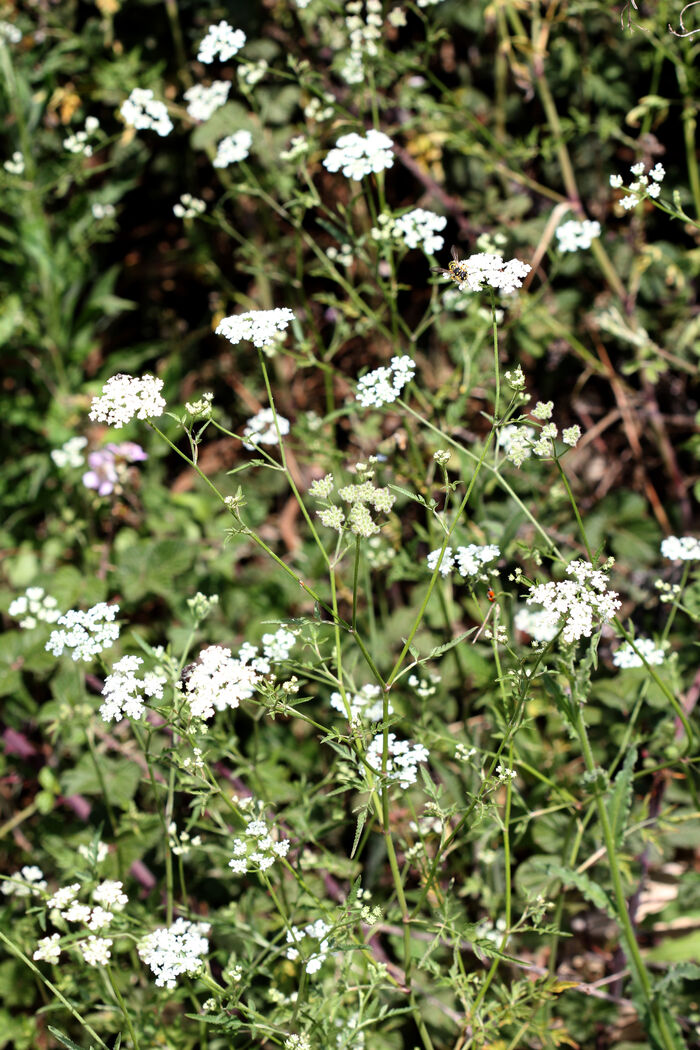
497,419,581,466
181,645,261,720
99,655,166,723
341,0,383,84
371,208,446,255
4,151,24,174
513,606,560,643
323,129,394,180
330,683,388,723
356,355,415,408
286,919,332,975
427,543,500,580
239,59,268,87
258,627,296,665
1,866,47,898
241,408,291,450
213,129,252,167
365,733,429,789
173,193,206,218
89,373,166,428
184,80,230,122
63,116,100,157
9,587,62,629
45,603,120,662
47,879,128,930
120,89,173,137
228,813,290,874
138,917,210,988
197,21,246,63
527,560,621,645
216,307,295,350
610,162,665,210
91,202,116,220
0,19,22,43
612,637,665,668
555,218,601,253
51,435,88,469
394,208,447,254
660,535,700,561
79,936,113,966
438,252,531,295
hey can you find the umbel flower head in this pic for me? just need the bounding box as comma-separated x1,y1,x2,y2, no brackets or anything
120,89,173,137
526,560,621,645
89,374,166,429
433,248,531,295
323,129,394,180
216,308,295,350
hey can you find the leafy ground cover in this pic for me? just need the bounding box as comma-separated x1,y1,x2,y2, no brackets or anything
1,1,699,1048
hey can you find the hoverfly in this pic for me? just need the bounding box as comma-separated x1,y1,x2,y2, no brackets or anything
431,245,470,285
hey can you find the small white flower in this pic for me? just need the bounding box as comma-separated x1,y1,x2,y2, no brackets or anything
1,866,47,897
184,80,230,122
33,933,61,964
89,373,165,429
436,252,531,295
91,202,116,219
216,307,295,350
99,655,164,723
365,732,429,789
4,150,25,175
612,637,665,668
513,606,560,642
78,936,113,967
138,918,210,988
527,560,621,645
120,89,173,137
555,218,601,253
241,408,291,449
51,435,88,469
0,20,22,43
47,884,81,911
562,425,581,446
393,208,447,254
330,683,387,723
183,645,260,720
317,506,345,530
93,880,128,910
173,193,206,218
197,21,246,63
356,355,415,408
46,603,120,662
285,919,333,974
660,535,700,561
9,587,62,629
323,130,394,180
213,129,252,167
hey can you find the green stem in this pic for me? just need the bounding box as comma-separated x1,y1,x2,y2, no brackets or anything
106,964,141,1049
574,705,679,1050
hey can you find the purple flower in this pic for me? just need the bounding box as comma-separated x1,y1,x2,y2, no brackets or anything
82,443,147,496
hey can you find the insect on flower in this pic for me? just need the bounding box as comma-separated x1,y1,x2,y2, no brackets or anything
431,245,471,285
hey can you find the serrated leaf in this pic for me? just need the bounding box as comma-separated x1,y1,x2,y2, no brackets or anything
428,628,477,658
47,1027,89,1050
350,806,367,858
543,862,616,917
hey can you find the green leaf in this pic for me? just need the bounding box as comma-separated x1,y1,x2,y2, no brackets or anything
542,862,617,918
61,755,141,808
47,1028,90,1050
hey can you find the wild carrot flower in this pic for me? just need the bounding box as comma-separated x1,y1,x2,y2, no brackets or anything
213,129,252,167
365,733,429,788
242,408,291,449
426,544,500,580
89,373,166,428
138,918,210,988
181,645,260,720
216,307,295,350
526,560,621,644
356,355,415,407
184,80,230,121
285,919,333,974
78,936,113,966
435,252,531,294
51,436,88,469
555,219,601,252
46,603,120,661
660,535,700,561
120,89,173,137
9,587,61,628
99,655,165,723
612,638,665,668
323,130,394,180
228,811,290,874
197,20,246,63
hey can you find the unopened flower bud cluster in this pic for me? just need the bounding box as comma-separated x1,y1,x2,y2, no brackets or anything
497,413,581,467
310,464,396,538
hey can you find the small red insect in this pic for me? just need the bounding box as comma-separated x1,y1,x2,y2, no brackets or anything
487,588,496,602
